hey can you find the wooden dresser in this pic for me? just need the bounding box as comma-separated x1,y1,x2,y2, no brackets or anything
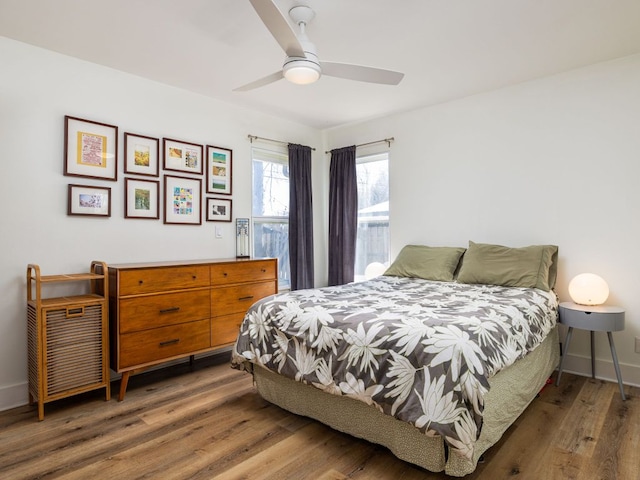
107,258,277,400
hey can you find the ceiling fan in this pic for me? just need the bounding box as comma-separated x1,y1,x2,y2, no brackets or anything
234,0,405,91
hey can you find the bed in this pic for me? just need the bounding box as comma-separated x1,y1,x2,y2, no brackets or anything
231,241,560,476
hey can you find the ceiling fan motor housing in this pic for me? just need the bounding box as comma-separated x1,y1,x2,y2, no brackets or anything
283,56,321,84
282,5,321,84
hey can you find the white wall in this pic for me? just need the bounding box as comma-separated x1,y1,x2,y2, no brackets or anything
0,37,325,410
3,35,639,413
326,54,640,386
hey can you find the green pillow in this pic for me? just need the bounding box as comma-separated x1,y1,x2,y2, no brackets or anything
456,241,559,291
384,245,466,282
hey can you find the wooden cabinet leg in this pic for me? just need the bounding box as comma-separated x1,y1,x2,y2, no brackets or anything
105,379,111,401
118,371,131,402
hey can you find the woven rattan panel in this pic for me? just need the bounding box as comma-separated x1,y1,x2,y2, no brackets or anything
27,304,39,401
45,304,104,396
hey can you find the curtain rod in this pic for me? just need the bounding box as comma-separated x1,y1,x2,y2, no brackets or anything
247,134,316,151
324,137,394,154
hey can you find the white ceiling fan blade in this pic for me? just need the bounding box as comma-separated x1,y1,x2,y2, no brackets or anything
233,71,284,92
249,0,305,58
321,62,405,85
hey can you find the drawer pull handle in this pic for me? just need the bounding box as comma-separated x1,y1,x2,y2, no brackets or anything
139,280,144,285
192,275,197,280
223,272,228,277
159,307,181,314
239,295,254,301
261,268,266,273
159,339,180,347
66,307,84,318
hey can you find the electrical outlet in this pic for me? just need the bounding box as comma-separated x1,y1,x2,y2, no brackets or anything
636,337,640,354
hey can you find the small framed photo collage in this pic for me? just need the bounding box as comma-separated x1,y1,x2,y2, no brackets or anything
63,115,233,224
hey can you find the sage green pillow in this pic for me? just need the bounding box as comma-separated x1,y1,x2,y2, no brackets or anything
456,241,559,291
384,245,466,282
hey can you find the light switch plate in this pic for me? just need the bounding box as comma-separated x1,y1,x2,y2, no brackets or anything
215,226,222,238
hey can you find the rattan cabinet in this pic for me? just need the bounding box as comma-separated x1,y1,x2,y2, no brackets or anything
27,261,111,420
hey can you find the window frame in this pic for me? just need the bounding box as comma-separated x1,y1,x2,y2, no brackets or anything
354,150,390,282
251,145,290,290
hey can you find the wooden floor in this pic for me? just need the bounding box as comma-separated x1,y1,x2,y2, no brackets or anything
1,354,638,480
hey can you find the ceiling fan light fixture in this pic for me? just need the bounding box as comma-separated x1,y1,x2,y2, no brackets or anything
283,58,321,85
237,0,405,91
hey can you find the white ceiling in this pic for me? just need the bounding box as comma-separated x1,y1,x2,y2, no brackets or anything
1,0,640,129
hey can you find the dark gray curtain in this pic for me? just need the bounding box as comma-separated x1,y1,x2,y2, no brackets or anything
328,145,357,286
288,143,314,290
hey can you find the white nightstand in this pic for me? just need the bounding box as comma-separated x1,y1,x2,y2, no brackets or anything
555,301,626,400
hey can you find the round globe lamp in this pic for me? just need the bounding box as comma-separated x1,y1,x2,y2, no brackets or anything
568,273,609,306
364,262,387,280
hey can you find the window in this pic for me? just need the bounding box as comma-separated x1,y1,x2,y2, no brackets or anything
355,152,390,281
252,147,290,289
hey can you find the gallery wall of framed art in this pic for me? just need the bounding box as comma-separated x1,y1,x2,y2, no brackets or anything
63,114,235,227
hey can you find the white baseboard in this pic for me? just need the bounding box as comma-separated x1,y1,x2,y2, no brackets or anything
0,350,232,413
559,353,640,388
0,382,29,413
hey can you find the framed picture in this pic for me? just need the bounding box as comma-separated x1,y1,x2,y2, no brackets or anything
64,116,118,181
164,175,202,225
67,184,111,217
163,138,203,175
206,145,232,195
125,178,160,219
206,197,232,222
124,133,159,177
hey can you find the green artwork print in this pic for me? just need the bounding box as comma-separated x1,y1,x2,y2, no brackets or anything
212,152,227,164
135,188,150,210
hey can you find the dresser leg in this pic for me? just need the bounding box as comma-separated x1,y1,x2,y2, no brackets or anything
556,327,574,386
118,371,131,402
607,332,626,401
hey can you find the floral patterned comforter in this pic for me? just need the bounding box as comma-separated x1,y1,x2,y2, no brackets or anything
231,276,558,459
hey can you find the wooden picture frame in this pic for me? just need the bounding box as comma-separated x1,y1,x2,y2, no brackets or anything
163,138,203,175
124,133,159,177
163,175,202,225
206,145,232,195
64,116,118,181
67,184,111,217
206,197,232,222
125,178,160,219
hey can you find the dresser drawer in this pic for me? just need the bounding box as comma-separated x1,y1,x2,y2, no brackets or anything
210,259,276,285
117,265,210,296
118,319,210,368
211,281,276,316
212,312,245,347
118,289,210,334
